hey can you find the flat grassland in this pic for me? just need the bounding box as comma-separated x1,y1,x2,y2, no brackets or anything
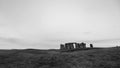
0,47,120,68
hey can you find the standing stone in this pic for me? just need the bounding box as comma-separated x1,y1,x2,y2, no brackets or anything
90,44,93,48
65,44,70,50
83,43,86,48
69,44,74,49
80,42,86,48
77,43,81,48
60,44,65,50
75,43,80,49
65,43,74,50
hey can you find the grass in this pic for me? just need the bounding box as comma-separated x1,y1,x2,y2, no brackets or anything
0,47,120,68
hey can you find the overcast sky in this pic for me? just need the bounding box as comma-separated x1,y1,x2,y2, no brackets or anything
0,0,120,49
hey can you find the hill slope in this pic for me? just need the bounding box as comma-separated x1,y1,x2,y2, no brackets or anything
0,47,120,68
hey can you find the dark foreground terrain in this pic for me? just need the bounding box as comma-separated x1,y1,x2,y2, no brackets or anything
0,47,120,68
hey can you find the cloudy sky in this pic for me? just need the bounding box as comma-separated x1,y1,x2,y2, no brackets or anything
0,0,120,49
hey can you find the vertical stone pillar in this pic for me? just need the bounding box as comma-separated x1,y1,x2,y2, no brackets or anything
65,43,74,50
83,43,86,48
80,42,86,48
75,43,79,49
71,44,74,49
79,43,82,48
73,43,75,49
90,44,93,48
60,44,65,50
65,44,69,50
77,43,81,49
69,44,74,49
68,44,70,50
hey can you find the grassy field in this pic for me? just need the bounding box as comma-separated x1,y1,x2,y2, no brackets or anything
0,47,120,68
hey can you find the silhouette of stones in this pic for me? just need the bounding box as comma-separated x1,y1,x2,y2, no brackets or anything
75,43,80,49
69,44,74,49
65,43,74,50
80,42,86,48
60,44,65,50
90,44,93,48
65,44,70,50
60,42,86,50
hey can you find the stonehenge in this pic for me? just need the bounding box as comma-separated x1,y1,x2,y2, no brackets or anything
65,43,74,49
60,42,86,50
